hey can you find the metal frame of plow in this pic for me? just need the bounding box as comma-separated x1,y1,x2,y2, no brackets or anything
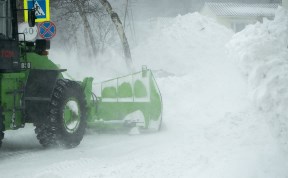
87,67,163,131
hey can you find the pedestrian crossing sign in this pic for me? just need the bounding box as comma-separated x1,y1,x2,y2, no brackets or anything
24,0,50,22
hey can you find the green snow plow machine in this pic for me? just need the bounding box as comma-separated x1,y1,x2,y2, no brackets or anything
0,0,162,148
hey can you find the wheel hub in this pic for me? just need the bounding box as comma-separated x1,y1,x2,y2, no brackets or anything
63,100,81,133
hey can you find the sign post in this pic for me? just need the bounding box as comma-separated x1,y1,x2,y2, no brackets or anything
24,0,50,22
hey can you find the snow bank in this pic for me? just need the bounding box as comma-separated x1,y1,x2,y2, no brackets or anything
50,12,233,81
227,7,288,149
133,12,233,76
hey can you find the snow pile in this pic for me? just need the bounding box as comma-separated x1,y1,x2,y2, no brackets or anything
49,12,233,81
227,7,288,149
133,12,233,76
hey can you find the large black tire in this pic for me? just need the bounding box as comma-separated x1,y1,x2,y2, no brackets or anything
0,133,3,148
0,107,4,148
35,79,87,148
0,126,4,148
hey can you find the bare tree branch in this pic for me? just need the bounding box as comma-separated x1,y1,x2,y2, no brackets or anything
99,0,133,70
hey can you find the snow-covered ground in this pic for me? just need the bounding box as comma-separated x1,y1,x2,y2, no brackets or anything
1,10,288,178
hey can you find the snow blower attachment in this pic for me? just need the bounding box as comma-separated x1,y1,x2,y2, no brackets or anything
84,67,163,132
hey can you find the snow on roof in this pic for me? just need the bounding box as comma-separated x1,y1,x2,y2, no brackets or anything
204,3,279,17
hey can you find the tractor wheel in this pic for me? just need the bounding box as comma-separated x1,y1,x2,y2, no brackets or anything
35,79,87,148
0,107,4,148
0,128,3,148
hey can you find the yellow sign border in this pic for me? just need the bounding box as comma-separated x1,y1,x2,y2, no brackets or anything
24,0,50,22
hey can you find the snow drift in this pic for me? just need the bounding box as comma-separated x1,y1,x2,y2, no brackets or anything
132,13,233,76
227,7,288,149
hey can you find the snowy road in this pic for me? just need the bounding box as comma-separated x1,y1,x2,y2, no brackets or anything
1,13,288,178
1,52,286,178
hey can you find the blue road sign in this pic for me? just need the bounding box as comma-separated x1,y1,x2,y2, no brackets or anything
24,0,50,22
38,21,56,39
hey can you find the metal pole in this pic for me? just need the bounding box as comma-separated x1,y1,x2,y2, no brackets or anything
123,0,129,30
